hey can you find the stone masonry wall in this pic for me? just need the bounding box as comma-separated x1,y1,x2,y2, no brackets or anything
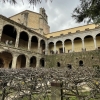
45,50,100,68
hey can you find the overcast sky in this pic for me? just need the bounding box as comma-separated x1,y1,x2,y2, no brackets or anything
0,0,86,32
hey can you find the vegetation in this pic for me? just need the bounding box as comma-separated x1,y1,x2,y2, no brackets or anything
0,67,100,100
72,0,100,24
1,0,52,5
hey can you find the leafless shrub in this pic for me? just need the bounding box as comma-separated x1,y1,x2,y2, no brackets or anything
0,67,100,100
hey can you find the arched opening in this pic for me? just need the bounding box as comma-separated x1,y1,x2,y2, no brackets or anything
57,62,60,67
31,36,38,52
30,56,36,68
96,33,100,49
40,58,45,67
16,54,26,68
0,58,4,68
56,41,63,54
84,35,94,51
0,51,12,68
48,42,54,54
79,60,83,66
1,25,17,46
74,37,82,52
64,39,72,53
40,39,45,54
67,64,72,69
19,31,29,49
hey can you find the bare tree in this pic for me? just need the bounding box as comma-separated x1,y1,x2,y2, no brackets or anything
0,67,100,100
1,0,53,5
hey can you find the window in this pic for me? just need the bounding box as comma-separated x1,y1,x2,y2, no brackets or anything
79,60,83,66
57,62,60,67
67,64,72,69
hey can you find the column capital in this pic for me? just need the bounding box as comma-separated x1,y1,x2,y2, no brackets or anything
82,38,84,41
71,39,74,43
93,37,96,40
12,53,19,57
54,42,56,45
62,41,64,44
29,35,32,40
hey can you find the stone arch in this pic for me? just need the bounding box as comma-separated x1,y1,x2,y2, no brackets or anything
1,24,17,46
84,35,94,51
48,42,54,54
74,37,82,52
40,58,45,67
56,40,63,54
64,39,72,53
96,33,100,49
30,56,36,68
31,36,38,52
79,60,83,66
16,54,26,68
19,31,29,49
40,39,45,54
0,51,12,68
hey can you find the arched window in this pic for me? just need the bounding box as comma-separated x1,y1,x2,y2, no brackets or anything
67,64,72,69
0,51,12,68
79,60,83,66
74,37,82,52
40,58,45,67
17,55,26,68
57,62,60,67
19,31,29,49
56,41,63,54
48,42,54,54
40,40,45,54
30,56,36,68
31,36,38,52
1,25,17,46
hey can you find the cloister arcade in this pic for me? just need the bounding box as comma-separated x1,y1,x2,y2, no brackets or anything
0,50,44,69
0,19,100,68
0,24,46,54
48,32,100,54
0,22,46,69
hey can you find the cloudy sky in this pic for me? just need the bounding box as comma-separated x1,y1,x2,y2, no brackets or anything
0,0,86,32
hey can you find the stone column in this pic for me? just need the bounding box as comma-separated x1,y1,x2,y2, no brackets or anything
38,39,40,53
62,41,65,53
82,39,85,50
0,29,2,41
93,37,97,49
45,42,48,55
28,36,31,51
11,54,18,69
0,21,3,41
15,33,20,48
36,57,40,68
72,40,74,52
26,56,30,68
54,42,56,54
